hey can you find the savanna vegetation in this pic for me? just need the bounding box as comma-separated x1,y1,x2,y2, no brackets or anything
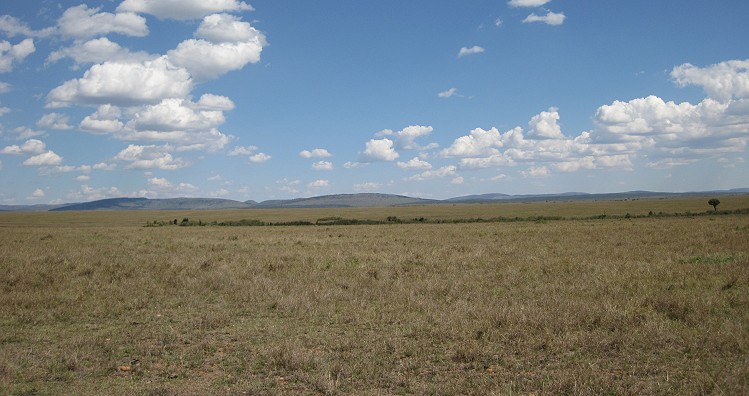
1,195,748,395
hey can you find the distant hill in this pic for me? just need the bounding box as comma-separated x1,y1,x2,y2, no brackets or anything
0,204,70,212
253,193,437,208
1,189,746,212
50,197,254,211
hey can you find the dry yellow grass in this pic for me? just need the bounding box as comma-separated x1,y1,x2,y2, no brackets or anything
1,197,748,394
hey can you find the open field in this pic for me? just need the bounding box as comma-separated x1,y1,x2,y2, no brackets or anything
1,196,748,394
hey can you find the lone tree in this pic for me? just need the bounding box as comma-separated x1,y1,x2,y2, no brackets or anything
708,198,720,212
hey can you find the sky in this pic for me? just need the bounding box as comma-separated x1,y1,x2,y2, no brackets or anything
0,0,748,204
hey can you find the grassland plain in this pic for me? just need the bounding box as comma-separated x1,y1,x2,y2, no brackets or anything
1,196,748,395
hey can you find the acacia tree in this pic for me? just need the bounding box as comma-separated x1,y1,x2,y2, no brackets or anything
708,198,720,212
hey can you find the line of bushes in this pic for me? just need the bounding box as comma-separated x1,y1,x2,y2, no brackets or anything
144,207,749,228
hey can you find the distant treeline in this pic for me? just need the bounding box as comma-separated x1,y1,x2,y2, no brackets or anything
144,208,749,228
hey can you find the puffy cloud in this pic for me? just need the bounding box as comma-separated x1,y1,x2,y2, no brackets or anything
80,97,232,151
47,37,154,66
1,139,46,155
167,17,266,82
0,82,10,93
196,13,260,43
451,176,464,185
229,145,258,156
360,138,399,162
118,0,253,20
229,145,270,163
67,184,123,201
30,188,45,198
406,165,457,181
508,0,552,7
57,5,148,39
343,161,368,169
376,125,436,150
23,151,63,166
459,154,515,169
249,152,271,163
276,178,300,194
114,144,187,170
397,157,432,170
438,88,459,98
671,59,749,102
12,126,45,139
458,46,484,58
127,98,225,132
37,113,73,130
80,105,124,134
312,161,333,170
196,94,235,111
522,11,566,26
0,15,39,37
441,127,503,157
299,148,332,158
147,177,172,188
0,38,35,73
522,166,550,177
308,179,330,189
552,157,597,172
47,57,192,108
592,95,749,158
147,176,198,194
444,106,643,174
527,107,563,139
94,162,117,171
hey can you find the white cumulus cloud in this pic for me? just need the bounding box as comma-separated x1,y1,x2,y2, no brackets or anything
114,144,187,170
527,107,563,139
522,166,550,177
47,37,154,66
56,5,148,39
441,127,504,157
376,125,437,150
80,104,124,134
458,46,484,58
23,151,63,166
1,139,46,155
167,35,265,81
118,0,253,20
299,148,332,158
406,165,457,181
249,152,271,163
0,38,35,73
438,88,459,98
47,57,193,108
671,59,749,102
360,138,399,162
308,179,330,189
37,113,73,130
229,145,258,156
397,157,432,170
508,0,552,7
312,161,333,170
522,11,566,26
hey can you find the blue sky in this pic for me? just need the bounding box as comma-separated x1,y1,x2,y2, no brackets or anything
1,0,748,204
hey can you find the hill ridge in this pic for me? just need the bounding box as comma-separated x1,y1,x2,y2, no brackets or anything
1,189,747,212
